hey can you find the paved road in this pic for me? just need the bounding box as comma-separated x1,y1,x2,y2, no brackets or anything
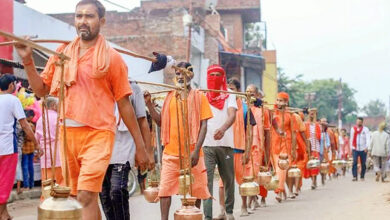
8,170,390,220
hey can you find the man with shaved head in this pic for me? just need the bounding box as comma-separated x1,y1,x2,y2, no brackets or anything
245,84,271,209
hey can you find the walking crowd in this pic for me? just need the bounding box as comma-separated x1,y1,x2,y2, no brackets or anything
1,1,390,220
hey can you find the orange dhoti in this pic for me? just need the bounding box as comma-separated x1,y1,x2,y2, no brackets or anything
244,147,268,197
159,153,211,199
270,110,297,194
303,151,320,178
293,122,308,188
272,153,287,193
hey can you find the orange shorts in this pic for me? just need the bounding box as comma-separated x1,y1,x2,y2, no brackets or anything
158,153,211,199
61,127,114,195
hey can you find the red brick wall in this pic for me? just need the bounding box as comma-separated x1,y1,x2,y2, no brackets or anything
217,0,260,10
220,13,243,51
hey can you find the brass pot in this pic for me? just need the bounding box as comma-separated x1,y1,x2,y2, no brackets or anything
332,160,343,169
306,158,320,169
278,157,289,170
41,179,54,200
38,186,82,220
279,153,289,160
144,181,159,203
264,175,279,191
174,197,203,220
340,160,347,168
320,162,329,174
347,158,353,168
287,165,301,178
239,176,259,196
257,171,272,186
179,170,194,195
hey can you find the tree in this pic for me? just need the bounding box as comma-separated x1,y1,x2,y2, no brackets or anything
277,69,358,124
362,99,387,117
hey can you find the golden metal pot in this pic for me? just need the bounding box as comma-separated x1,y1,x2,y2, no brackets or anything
320,162,329,174
306,158,320,169
347,158,353,168
41,179,55,200
144,181,159,203
239,176,259,196
340,160,347,168
38,186,82,220
257,171,272,186
264,175,279,191
278,155,289,170
332,160,343,169
178,170,194,195
174,197,203,220
287,165,301,178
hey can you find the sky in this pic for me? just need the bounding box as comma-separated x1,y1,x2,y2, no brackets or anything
24,0,390,111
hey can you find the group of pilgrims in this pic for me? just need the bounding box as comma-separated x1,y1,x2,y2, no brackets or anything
0,1,353,219
143,62,350,220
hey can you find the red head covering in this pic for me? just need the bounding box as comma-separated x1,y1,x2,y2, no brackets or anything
206,64,229,110
277,92,289,101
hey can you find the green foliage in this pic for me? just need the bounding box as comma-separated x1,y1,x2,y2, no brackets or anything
362,99,387,117
277,68,358,124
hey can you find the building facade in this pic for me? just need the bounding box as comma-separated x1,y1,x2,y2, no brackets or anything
51,0,275,93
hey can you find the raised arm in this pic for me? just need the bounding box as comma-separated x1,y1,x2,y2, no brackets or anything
14,39,50,97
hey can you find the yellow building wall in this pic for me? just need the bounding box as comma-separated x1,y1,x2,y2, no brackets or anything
262,50,278,105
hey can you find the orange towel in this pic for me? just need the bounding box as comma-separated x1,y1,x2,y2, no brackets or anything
43,34,111,96
161,90,207,146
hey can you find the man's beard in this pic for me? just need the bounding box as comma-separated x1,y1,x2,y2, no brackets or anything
77,26,99,41
175,80,191,88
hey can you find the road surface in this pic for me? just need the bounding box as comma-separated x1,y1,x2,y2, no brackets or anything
8,171,390,220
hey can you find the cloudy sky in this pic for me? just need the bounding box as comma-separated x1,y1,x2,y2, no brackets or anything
25,0,389,111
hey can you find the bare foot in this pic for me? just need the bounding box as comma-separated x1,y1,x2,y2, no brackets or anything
275,193,282,203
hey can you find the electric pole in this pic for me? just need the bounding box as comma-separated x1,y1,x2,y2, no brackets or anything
338,78,343,131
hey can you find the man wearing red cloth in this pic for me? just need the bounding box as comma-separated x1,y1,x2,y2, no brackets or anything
203,65,237,220
350,117,370,181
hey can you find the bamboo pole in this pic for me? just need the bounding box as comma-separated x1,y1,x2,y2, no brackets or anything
199,88,247,96
149,89,173,95
0,38,158,62
132,80,181,90
0,31,70,60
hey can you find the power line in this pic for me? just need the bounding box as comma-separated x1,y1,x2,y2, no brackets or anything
101,0,133,11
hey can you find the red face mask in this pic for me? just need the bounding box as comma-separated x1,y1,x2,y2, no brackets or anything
207,74,224,97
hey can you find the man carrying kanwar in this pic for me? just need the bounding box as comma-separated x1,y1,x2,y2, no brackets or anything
145,62,213,220
14,1,151,219
304,108,321,189
245,85,271,209
215,78,249,219
270,92,299,202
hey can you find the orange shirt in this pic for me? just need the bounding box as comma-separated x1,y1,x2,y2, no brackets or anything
41,47,132,133
164,93,212,157
271,110,299,155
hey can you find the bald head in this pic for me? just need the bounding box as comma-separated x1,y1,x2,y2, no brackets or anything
246,84,258,97
45,97,58,111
